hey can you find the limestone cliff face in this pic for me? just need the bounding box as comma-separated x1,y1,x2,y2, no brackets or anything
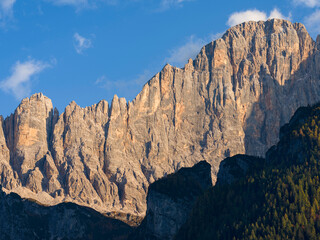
2,93,57,193
1,19,320,217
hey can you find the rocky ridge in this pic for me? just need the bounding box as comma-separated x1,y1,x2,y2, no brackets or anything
1,19,320,217
0,185,132,240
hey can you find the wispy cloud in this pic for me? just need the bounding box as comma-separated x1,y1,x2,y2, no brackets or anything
95,70,154,88
95,70,155,99
0,0,15,25
304,9,320,33
227,8,290,27
73,33,92,54
47,0,89,9
46,0,192,11
0,0,15,13
166,36,205,67
95,75,129,90
95,75,107,85
133,70,154,85
0,59,50,99
294,0,320,7
166,33,222,67
160,0,191,10
46,0,120,10
292,0,320,34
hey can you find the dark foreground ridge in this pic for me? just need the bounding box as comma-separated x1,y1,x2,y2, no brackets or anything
0,186,132,240
175,102,320,239
130,161,212,240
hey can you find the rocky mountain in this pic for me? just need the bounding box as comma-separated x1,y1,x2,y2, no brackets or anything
0,185,132,240
130,161,212,240
175,102,320,239
1,19,320,218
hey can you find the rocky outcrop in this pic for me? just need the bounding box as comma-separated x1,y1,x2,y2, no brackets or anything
130,161,212,240
217,155,265,185
0,185,132,240
1,19,320,217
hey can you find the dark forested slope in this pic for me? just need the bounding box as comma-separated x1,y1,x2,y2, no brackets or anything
175,103,320,240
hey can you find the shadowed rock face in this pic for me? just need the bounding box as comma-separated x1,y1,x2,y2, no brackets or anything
1,19,320,217
0,186,132,240
130,161,212,240
174,103,320,240
216,154,265,185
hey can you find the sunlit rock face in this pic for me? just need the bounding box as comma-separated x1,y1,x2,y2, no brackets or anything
1,19,320,217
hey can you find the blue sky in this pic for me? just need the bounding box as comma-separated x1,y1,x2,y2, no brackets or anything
0,0,320,117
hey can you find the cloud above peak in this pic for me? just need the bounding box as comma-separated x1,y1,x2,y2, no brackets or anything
166,36,205,67
0,59,50,100
166,33,222,67
269,8,288,19
227,8,290,27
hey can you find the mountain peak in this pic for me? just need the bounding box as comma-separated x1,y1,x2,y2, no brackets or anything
193,19,314,87
226,18,308,35
1,20,320,220
18,92,53,110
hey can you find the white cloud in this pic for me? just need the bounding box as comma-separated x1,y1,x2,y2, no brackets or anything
227,8,290,27
166,33,222,67
304,10,320,33
294,0,320,7
269,8,287,19
227,9,267,27
0,59,50,99
73,33,92,54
